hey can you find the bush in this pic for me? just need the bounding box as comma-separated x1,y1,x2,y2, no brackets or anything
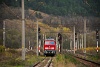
8,57,25,66
8,49,17,54
0,45,5,53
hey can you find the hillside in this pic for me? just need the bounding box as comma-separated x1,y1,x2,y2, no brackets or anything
1,7,99,48
3,18,71,48
0,0,100,17
0,0,100,47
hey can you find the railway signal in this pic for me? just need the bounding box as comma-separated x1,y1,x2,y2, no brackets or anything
75,33,77,50
96,29,99,53
38,27,41,55
96,29,99,40
38,27,41,33
38,27,41,39
58,33,62,53
75,33,77,41
58,33,62,43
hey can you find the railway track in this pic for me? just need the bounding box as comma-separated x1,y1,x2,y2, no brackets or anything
33,57,53,67
73,53,100,67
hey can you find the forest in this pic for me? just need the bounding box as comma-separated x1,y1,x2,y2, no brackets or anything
0,0,100,17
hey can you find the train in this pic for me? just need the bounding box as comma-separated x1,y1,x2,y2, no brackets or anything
43,39,56,56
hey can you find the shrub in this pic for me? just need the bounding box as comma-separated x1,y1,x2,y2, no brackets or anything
0,45,5,53
8,57,25,66
7,49,17,54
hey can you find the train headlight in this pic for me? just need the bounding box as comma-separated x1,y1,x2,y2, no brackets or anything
51,47,54,49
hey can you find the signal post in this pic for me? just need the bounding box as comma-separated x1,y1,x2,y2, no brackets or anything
58,33,62,53
96,29,99,53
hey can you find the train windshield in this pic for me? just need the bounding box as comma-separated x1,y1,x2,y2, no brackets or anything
45,41,55,45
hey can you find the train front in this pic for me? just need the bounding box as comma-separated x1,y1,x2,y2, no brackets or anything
44,39,56,56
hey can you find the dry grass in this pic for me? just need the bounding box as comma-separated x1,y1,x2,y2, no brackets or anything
66,62,76,67
0,49,43,67
53,54,85,67
86,47,100,51
77,47,100,63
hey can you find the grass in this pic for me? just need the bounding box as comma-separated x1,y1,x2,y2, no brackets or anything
53,54,65,67
0,49,44,67
87,54,100,62
64,53,79,64
77,47,100,62
53,54,86,67
25,55,44,66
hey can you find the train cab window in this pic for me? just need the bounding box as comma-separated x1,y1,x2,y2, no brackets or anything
50,41,55,44
45,41,55,45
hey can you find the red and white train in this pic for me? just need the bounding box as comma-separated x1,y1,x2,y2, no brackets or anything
43,39,56,56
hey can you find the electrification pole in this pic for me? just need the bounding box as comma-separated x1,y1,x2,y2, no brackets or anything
45,34,46,39
37,20,39,56
3,21,5,47
82,34,83,48
75,40,77,50
77,40,79,49
70,39,72,52
43,34,44,48
73,26,75,54
56,36,58,50
84,19,86,53
80,39,81,49
22,0,25,60
29,40,30,50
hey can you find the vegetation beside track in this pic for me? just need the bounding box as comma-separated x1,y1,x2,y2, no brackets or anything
53,54,86,67
76,47,100,63
0,48,100,67
0,49,44,67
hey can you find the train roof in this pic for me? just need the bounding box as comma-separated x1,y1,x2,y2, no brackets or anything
45,38,55,41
